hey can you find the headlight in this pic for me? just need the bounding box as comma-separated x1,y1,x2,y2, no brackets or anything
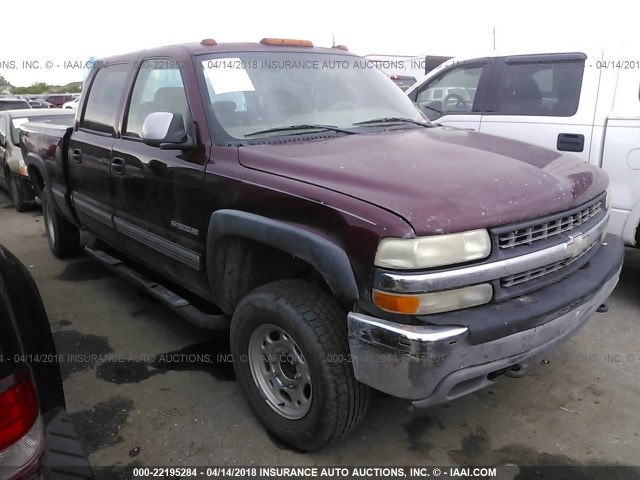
374,229,491,269
605,186,611,210
18,158,27,177
373,284,493,315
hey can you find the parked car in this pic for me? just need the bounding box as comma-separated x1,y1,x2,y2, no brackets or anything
0,109,75,211
44,95,74,108
406,48,640,248
21,38,624,451
0,244,91,479
389,74,417,91
0,98,31,111
29,100,55,109
62,97,80,110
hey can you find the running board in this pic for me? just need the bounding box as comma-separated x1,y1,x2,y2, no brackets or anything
84,243,230,330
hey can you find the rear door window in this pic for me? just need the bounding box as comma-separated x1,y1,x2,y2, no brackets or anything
493,56,585,116
80,64,129,134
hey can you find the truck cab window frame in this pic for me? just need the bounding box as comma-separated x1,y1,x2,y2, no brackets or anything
79,63,130,136
122,58,192,140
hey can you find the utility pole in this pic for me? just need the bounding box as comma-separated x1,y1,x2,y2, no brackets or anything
493,27,496,50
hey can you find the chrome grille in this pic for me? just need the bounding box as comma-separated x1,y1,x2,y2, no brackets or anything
501,240,597,288
498,202,602,249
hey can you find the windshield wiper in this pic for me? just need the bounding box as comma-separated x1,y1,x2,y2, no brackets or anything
244,124,356,138
353,117,433,128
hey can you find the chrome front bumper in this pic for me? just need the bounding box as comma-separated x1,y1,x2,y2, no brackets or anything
347,265,621,408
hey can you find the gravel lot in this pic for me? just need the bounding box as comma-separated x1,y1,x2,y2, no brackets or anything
1,189,639,474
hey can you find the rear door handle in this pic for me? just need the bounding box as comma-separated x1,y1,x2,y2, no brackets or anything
71,149,82,163
557,133,584,152
110,157,126,175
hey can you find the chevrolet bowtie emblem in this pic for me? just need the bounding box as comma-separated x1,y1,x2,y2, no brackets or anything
566,231,590,258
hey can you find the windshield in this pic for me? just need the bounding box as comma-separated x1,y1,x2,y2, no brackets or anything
10,113,74,143
197,52,424,140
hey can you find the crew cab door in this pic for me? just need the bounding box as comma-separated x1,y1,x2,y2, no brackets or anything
479,52,601,164
110,59,208,294
407,58,494,131
68,63,130,246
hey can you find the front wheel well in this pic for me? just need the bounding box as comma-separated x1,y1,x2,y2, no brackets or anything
209,236,335,314
27,165,45,198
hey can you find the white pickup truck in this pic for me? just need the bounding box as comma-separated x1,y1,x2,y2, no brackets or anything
406,48,640,246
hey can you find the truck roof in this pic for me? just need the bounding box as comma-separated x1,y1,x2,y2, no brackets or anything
99,41,357,63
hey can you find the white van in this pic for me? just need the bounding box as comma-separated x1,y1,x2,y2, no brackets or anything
406,48,640,246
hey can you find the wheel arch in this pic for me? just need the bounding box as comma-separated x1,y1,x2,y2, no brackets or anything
622,198,640,247
206,210,359,311
24,152,48,198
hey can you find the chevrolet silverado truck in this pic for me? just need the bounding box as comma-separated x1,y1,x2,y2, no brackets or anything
19,38,624,451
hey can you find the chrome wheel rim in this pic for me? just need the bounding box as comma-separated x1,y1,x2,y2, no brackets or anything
248,324,312,419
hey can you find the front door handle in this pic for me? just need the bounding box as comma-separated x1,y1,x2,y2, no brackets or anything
557,133,585,152
111,157,126,175
71,149,82,163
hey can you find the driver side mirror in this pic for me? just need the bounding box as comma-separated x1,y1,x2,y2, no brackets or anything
142,112,195,150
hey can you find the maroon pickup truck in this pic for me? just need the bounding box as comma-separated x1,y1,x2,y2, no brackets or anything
19,38,624,451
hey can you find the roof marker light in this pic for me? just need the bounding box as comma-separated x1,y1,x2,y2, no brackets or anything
260,38,313,47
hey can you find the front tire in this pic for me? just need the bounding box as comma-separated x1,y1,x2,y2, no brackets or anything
42,189,81,258
230,280,370,451
8,175,30,212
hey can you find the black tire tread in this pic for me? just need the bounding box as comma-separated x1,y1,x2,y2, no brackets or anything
233,279,369,449
42,190,81,259
43,408,93,479
9,175,30,212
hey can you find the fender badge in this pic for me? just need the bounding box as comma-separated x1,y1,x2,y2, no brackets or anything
170,221,199,236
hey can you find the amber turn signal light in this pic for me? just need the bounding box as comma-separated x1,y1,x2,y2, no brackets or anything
260,38,313,47
201,38,217,46
372,290,420,314
333,45,348,51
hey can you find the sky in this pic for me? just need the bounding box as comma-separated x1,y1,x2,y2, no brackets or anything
1,0,638,87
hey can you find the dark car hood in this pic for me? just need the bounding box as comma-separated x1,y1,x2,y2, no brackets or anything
238,127,608,235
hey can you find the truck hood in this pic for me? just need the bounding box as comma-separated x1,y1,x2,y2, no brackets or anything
238,127,608,235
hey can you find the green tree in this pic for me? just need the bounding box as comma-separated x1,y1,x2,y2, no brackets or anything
11,82,47,94
0,74,10,87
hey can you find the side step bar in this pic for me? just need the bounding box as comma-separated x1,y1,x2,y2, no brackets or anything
85,243,230,330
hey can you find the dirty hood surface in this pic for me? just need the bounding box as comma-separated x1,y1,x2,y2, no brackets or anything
239,127,608,235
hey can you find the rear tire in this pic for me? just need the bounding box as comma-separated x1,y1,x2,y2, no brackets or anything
230,279,370,451
42,189,81,259
8,175,30,212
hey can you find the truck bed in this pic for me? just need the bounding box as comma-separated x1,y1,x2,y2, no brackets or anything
19,122,70,163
